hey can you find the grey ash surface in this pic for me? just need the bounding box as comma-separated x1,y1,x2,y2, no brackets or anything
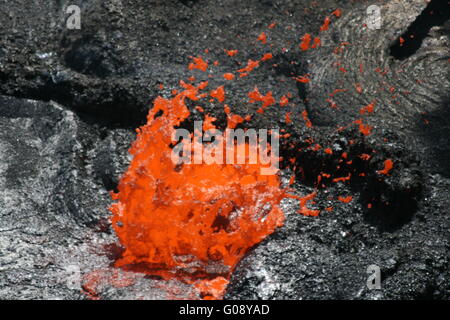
0,0,448,299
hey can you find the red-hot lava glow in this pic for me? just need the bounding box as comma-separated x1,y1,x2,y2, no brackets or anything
105,7,398,300
110,85,285,299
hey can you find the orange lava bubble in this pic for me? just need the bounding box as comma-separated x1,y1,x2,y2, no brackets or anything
320,17,331,31
279,95,289,107
225,49,238,57
312,37,321,48
377,159,394,175
287,192,320,217
299,33,312,51
294,75,310,83
257,32,268,44
188,56,208,72
360,101,375,115
302,110,313,128
285,112,292,124
248,86,276,112
338,196,353,203
354,119,373,136
238,59,260,74
210,85,226,103
223,73,235,80
261,53,273,61
110,86,285,297
333,173,351,183
332,9,342,17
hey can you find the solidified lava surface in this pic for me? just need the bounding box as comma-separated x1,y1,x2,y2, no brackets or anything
0,0,448,300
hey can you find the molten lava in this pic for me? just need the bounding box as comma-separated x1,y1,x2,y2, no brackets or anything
110,85,285,298
105,7,400,299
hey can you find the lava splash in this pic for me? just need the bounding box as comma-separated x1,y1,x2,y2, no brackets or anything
110,86,285,299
